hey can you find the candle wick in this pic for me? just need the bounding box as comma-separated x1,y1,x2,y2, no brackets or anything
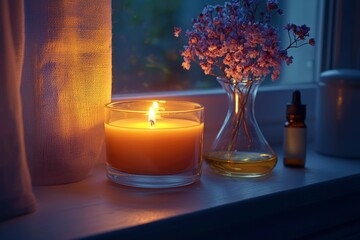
149,119,155,126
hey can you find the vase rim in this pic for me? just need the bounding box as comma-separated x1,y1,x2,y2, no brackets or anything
216,76,264,84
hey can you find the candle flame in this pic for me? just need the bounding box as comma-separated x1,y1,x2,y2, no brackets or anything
152,101,159,111
148,106,156,127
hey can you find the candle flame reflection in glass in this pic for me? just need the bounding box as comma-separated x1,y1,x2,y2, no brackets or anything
235,92,239,114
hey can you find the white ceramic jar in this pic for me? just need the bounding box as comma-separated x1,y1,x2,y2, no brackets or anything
316,69,360,158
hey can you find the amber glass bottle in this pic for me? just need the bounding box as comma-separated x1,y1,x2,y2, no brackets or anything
283,90,307,167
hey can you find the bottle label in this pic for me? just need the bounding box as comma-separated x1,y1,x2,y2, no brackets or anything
283,128,307,160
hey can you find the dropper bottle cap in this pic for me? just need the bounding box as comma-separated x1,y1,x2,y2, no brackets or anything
286,90,306,119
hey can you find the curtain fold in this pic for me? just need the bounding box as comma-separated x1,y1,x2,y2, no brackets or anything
21,0,112,185
1,0,112,221
0,0,36,221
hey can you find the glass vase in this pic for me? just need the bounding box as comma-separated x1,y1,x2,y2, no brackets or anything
205,77,277,177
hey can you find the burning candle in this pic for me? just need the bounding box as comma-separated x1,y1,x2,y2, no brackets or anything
104,100,204,188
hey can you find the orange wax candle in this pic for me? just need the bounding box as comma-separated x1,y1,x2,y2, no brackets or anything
105,119,203,175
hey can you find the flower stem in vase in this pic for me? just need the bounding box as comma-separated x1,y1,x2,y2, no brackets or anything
229,81,252,154
205,77,277,178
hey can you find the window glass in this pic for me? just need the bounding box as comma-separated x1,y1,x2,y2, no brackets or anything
112,0,318,94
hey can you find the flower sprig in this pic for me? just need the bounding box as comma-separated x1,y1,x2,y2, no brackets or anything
174,0,315,81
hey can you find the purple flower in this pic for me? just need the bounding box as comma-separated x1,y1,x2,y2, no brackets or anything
267,0,279,10
285,56,293,65
309,38,315,46
175,0,315,81
174,27,182,37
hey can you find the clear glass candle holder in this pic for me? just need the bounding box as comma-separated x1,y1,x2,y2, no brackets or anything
104,100,204,188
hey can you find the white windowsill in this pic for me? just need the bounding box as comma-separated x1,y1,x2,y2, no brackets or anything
1,143,360,239
2,85,341,240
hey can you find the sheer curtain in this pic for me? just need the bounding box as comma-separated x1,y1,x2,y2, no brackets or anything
21,0,112,185
0,0,36,221
0,0,111,221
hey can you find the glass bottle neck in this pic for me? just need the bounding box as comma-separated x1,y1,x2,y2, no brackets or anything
286,115,305,122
